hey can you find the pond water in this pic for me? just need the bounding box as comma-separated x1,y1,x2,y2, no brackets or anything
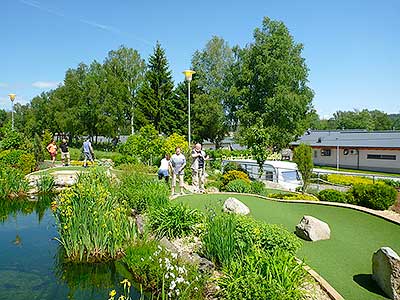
0,196,142,300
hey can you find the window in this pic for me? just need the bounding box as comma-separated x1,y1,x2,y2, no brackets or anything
367,154,396,160
281,171,301,182
321,149,331,156
314,150,317,158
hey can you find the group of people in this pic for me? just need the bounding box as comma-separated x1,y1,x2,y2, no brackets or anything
158,143,209,195
46,138,94,167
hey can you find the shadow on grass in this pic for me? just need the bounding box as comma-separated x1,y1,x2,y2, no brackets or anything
353,274,389,298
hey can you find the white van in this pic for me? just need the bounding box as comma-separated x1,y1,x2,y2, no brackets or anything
222,159,303,191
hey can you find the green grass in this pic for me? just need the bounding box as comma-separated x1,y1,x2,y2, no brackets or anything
316,165,400,177
176,194,400,300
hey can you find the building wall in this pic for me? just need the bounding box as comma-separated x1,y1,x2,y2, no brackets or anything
312,147,400,173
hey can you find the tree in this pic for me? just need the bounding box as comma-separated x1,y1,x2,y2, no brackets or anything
235,17,314,150
293,143,313,192
191,36,233,146
104,46,146,135
137,42,175,134
238,119,270,177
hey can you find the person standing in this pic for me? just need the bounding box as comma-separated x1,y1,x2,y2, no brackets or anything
46,140,57,167
59,139,70,166
83,138,94,167
191,143,208,193
170,147,186,195
158,154,171,183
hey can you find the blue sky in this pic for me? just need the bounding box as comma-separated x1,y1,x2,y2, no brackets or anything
1,0,399,118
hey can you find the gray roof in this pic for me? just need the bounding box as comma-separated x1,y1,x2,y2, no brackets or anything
292,130,400,148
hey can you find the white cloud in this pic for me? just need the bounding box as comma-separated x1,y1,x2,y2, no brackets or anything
32,81,60,89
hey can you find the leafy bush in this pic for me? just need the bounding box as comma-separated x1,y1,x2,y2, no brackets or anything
293,143,313,192
225,179,251,193
348,183,397,210
327,174,373,186
234,216,302,255
33,133,45,163
318,189,349,203
222,162,247,175
379,178,400,189
268,192,319,201
54,168,137,261
218,250,308,300
0,166,29,198
250,180,265,195
221,170,250,191
148,203,203,239
0,129,24,150
123,240,206,299
0,149,36,174
118,172,169,213
36,174,55,194
112,154,137,167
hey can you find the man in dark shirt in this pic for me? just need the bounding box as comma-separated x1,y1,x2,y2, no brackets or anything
60,139,70,166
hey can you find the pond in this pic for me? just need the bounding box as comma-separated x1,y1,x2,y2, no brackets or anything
0,196,142,300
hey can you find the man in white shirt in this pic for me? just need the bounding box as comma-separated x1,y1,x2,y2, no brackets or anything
170,147,186,195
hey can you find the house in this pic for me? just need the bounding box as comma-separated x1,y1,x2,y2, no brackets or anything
291,130,400,174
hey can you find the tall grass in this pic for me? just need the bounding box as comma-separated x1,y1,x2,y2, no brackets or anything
53,168,137,261
218,249,308,300
0,166,29,198
202,213,237,267
118,172,169,213
36,173,55,194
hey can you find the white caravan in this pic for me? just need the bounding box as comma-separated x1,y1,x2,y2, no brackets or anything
222,159,303,191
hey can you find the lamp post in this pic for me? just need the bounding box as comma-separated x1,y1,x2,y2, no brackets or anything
182,70,195,149
8,94,16,130
336,137,339,171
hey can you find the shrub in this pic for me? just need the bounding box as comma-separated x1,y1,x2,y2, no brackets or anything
0,166,29,198
148,203,203,239
225,179,251,193
268,192,319,201
293,143,313,192
250,180,265,195
234,216,302,255
113,154,137,167
327,174,373,186
0,149,36,174
222,162,247,175
0,129,24,150
379,178,400,189
318,189,349,203
123,240,206,299
218,250,308,300
348,183,397,210
221,170,250,191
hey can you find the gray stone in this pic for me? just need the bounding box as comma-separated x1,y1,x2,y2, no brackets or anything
295,216,331,241
159,237,179,253
198,257,215,274
135,214,145,235
372,247,400,300
223,197,250,215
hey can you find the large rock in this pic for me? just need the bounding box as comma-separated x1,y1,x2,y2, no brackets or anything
295,216,331,241
372,247,400,300
223,197,250,215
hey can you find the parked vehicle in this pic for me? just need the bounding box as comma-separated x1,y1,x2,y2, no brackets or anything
222,159,303,191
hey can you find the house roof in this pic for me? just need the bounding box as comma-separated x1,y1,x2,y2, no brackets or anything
291,130,400,149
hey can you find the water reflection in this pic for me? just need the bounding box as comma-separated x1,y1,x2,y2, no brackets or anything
0,195,142,300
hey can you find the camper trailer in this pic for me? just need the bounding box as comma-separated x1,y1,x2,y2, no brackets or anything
222,159,303,191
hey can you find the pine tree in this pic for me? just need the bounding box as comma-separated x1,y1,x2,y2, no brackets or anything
137,42,175,134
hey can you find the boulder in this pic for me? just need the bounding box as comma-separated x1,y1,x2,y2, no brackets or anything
372,247,400,300
295,216,331,241
223,197,250,215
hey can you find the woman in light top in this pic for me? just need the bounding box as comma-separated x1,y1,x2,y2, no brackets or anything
158,154,171,183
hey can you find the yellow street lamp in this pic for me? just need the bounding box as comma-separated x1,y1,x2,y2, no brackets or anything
8,94,16,130
182,70,195,148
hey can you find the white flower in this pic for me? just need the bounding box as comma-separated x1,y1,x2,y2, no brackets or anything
165,273,169,279
194,287,198,291
172,252,178,259
158,245,162,251
176,289,180,296
176,276,184,283
169,281,176,290
140,257,144,262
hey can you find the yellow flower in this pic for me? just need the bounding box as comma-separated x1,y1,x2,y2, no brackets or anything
120,279,131,288
109,289,116,297
118,296,126,300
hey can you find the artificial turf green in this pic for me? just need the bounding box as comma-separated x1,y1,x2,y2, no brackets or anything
177,194,400,300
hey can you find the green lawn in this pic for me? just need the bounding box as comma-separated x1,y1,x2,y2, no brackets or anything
177,194,400,300
315,165,400,177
